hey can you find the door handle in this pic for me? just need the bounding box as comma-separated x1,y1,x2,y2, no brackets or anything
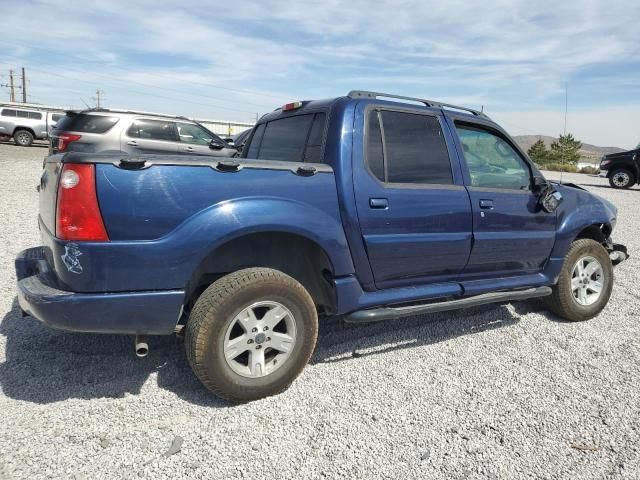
126,141,138,147
369,198,389,209
479,199,494,209
183,146,194,152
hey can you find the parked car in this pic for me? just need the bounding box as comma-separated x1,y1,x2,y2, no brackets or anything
50,109,237,157
0,105,65,146
599,148,639,189
231,128,253,152
16,90,628,402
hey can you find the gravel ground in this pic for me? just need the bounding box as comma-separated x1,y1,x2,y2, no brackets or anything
0,143,639,479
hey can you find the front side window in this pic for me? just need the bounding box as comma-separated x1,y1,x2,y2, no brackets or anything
456,125,531,190
244,112,327,162
176,122,217,145
366,109,453,185
1,109,17,117
127,119,177,141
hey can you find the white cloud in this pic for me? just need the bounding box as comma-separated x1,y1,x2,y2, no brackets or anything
0,0,638,146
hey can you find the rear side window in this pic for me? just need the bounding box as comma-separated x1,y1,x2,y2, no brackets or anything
126,119,178,142
56,114,119,133
244,112,327,162
28,111,42,120
366,109,453,185
16,110,29,118
51,114,64,122
1,109,17,117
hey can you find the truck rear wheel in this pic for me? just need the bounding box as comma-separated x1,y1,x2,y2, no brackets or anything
185,268,318,402
14,130,34,147
608,169,635,189
545,239,613,322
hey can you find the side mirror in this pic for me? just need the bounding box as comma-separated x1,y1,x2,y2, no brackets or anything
209,139,226,150
532,175,548,194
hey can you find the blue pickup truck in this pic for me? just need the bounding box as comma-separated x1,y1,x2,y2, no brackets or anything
16,90,628,402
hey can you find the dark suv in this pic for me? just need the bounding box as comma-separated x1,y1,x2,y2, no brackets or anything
599,148,639,189
50,109,237,157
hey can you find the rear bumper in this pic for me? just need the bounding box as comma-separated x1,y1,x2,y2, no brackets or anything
599,169,608,177
16,246,184,335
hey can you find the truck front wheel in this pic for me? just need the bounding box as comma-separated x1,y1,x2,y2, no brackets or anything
545,239,613,321
608,169,635,189
13,130,34,147
185,268,318,402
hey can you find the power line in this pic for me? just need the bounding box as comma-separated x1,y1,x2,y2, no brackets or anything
0,43,288,101
1,53,274,112
14,63,260,117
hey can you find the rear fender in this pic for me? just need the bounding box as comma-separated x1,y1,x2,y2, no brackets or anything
44,196,355,293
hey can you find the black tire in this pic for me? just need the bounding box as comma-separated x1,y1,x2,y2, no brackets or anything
608,169,635,189
185,268,318,402
545,239,613,322
13,129,34,147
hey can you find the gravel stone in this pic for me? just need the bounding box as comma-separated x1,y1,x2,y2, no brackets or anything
0,143,639,479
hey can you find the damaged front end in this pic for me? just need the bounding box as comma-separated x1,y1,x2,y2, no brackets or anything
606,240,629,266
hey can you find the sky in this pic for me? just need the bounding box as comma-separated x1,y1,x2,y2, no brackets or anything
0,0,638,149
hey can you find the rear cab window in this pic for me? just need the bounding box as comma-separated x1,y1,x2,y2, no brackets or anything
244,112,327,162
366,108,453,185
56,114,119,134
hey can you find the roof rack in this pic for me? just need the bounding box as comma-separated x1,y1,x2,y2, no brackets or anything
79,107,191,121
347,90,488,118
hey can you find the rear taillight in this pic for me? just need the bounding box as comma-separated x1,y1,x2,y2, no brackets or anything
56,164,109,241
57,133,81,152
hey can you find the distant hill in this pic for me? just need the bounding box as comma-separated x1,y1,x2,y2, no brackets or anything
513,135,626,163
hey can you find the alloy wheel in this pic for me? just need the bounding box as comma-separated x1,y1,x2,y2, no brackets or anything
570,256,604,306
223,301,297,378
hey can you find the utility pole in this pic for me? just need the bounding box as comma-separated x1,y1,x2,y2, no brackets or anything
93,89,104,108
21,67,26,103
9,70,16,102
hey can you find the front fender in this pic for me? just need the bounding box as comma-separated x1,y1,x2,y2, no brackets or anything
550,184,617,259
42,196,354,293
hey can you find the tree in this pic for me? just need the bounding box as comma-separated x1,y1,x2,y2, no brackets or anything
527,139,551,165
550,134,582,165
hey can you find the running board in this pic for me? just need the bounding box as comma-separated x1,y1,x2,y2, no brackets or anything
343,287,552,324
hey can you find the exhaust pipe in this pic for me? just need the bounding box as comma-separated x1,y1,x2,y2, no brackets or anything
135,335,149,358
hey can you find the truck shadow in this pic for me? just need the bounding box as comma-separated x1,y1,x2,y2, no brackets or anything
0,297,548,406
0,298,223,407
312,302,527,364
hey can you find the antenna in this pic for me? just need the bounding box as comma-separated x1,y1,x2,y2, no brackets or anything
80,97,91,109
559,82,568,185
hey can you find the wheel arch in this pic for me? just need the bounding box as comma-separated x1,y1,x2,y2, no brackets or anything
185,231,338,316
12,126,35,137
574,223,612,245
